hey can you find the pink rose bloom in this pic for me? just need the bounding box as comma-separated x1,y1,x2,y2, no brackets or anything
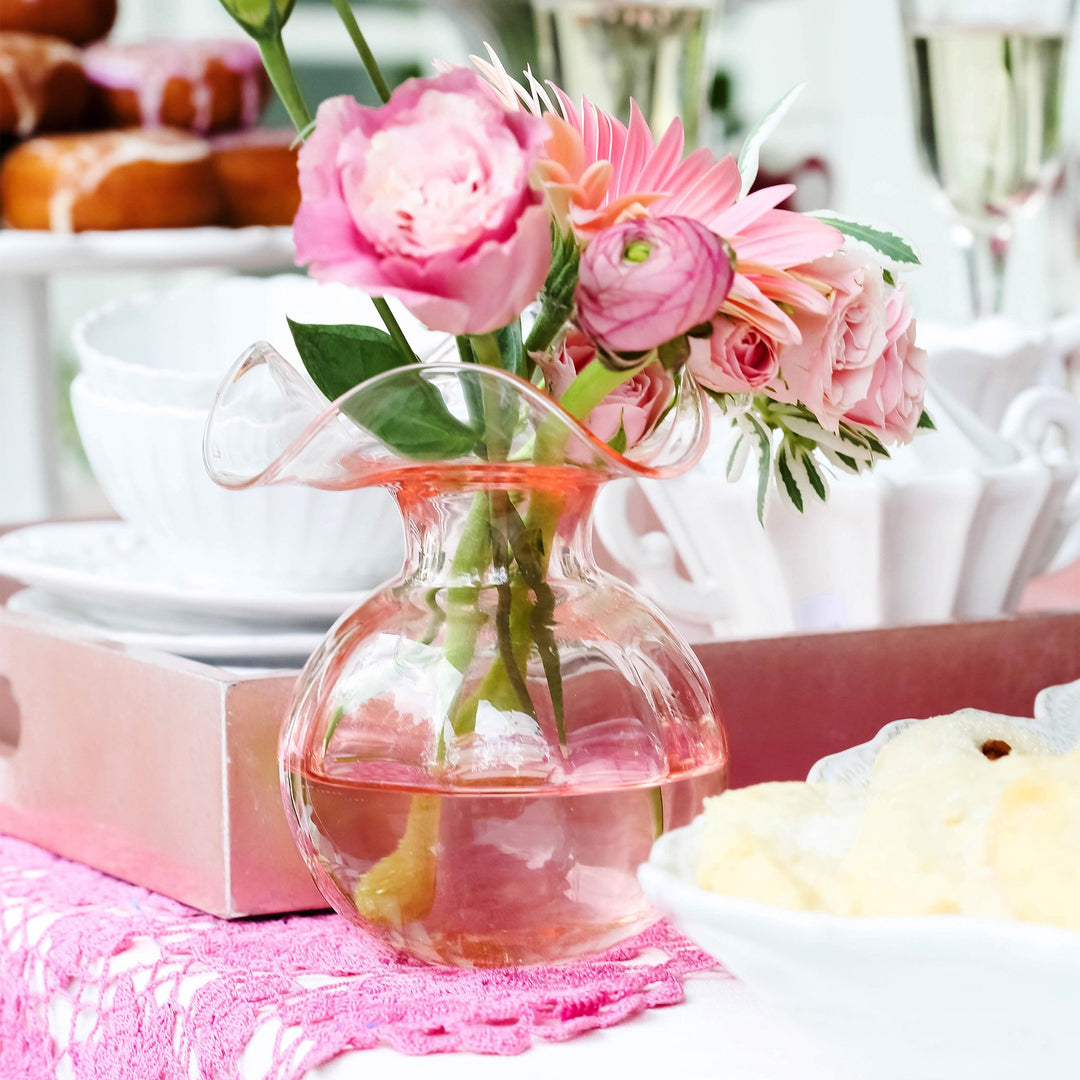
842,288,928,444
539,328,675,448
688,316,779,394
575,216,734,360
775,251,890,431
293,69,552,336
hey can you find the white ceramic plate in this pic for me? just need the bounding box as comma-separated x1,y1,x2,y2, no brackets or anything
5,589,324,663
0,225,294,275
639,681,1080,1080
0,522,374,625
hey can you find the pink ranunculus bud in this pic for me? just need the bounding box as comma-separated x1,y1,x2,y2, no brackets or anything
574,215,734,364
842,288,928,445
293,69,552,337
538,328,676,448
688,315,780,394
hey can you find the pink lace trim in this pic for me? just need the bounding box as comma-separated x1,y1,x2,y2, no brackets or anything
0,834,720,1076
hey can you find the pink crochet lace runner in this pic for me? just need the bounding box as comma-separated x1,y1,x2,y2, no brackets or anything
0,833,720,1078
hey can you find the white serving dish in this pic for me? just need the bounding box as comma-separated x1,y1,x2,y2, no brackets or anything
70,376,403,590
596,386,1080,639
0,521,370,625
0,223,295,275
72,274,449,408
918,314,1080,429
640,680,1080,1080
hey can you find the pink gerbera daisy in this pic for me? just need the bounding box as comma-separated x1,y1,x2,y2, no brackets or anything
468,48,843,345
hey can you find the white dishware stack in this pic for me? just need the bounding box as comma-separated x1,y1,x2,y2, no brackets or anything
595,319,1080,642
0,275,447,666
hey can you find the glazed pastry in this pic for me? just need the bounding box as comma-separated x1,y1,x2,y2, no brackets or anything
0,0,117,46
0,129,224,232
210,129,300,227
0,33,89,137
84,39,269,134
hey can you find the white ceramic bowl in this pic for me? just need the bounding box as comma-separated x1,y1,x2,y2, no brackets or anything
72,275,449,408
639,681,1080,1080
596,387,1080,640
70,374,404,590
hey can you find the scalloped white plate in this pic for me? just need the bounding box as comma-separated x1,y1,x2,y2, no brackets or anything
0,522,371,626
5,589,323,663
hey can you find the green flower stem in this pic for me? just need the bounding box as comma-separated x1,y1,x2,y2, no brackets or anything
329,0,392,104
257,33,312,131
257,21,412,365
372,298,417,365
525,355,652,600
443,496,491,678
523,295,572,357
469,332,503,371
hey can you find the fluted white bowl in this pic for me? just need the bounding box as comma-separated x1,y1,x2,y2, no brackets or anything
70,374,403,590
72,275,449,408
595,387,1080,640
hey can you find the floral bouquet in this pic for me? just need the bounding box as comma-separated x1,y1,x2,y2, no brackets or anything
212,0,932,966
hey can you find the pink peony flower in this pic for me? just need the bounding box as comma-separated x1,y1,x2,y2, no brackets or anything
293,69,552,336
774,251,890,431
842,288,928,444
688,316,779,394
575,215,733,358
538,328,675,448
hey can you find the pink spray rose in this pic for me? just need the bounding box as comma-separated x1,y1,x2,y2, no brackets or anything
575,215,734,360
538,328,675,448
293,69,552,336
688,315,780,394
842,287,927,444
774,251,890,431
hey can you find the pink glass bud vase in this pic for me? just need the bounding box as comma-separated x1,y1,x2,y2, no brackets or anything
204,343,728,967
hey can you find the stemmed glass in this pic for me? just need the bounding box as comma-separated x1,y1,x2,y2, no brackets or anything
899,0,1077,317
532,0,715,147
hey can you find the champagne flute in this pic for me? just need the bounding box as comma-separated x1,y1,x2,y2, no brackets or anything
899,0,1076,317
532,0,714,148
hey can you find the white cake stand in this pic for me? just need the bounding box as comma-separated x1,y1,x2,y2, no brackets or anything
0,225,295,523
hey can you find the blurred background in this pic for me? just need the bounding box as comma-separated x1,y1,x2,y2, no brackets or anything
3,0,1079,522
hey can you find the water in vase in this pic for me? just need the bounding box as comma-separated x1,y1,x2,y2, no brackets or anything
289,758,724,968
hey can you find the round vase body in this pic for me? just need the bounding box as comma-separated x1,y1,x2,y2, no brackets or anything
281,465,727,967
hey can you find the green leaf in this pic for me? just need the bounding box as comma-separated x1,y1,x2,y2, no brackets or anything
738,84,805,198
800,449,827,501
288,318,478,461
495,318,526,379
882,267,897,288
725,433,746,481
776,447,804,513
744,411,772,525
505,507,564,746
809,213,921,267
917,409,936,430
288,319,406,401
607,419,628,455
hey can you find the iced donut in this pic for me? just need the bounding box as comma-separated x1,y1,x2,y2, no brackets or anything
0,128,224,232
84,39,269,135
0,0,117,46
0,33,89,137
210,128,300,227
